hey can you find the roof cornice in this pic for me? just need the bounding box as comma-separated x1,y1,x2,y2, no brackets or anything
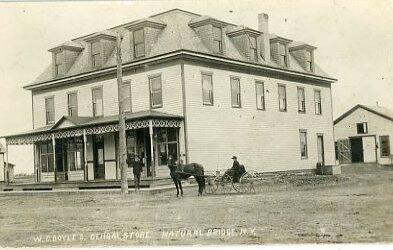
270,36,293,44
289,44,317,52
123,19,166,31
24,50,336,91
226,28,262,38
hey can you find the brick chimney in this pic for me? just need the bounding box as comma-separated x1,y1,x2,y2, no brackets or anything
258,13,270,62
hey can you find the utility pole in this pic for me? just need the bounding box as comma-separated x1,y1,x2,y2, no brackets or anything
116,32,128,195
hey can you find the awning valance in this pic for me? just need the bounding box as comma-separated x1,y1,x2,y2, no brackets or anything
4,111,183,145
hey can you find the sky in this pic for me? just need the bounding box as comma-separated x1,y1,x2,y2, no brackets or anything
0,0,392,174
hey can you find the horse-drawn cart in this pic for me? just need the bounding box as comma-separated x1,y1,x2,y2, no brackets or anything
205,170,256,194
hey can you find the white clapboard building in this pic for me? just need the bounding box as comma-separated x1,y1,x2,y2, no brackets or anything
2,9,336,184
334,104,393,165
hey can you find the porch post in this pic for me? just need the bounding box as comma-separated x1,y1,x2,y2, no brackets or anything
52,134,57,183
149,120,155,178
83,130,88,181
5,141,9,185
33,143,37,183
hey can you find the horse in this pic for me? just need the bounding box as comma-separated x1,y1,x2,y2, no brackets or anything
168,162,206,197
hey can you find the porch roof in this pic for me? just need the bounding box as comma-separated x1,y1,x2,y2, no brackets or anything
2,110,183,145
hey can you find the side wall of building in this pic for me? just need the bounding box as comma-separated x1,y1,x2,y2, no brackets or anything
183,62,335,172
334,108,393,165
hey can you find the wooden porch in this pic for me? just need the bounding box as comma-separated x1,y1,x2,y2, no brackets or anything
0,177,173,192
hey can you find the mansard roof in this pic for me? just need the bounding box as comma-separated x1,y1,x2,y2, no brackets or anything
26,8,333,89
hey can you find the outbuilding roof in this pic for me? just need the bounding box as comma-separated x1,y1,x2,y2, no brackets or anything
334,104,393,125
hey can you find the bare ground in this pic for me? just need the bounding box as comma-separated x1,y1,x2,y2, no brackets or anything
0,165,392,247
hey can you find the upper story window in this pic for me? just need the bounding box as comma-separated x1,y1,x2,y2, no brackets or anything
314,89,322,115
133,28,145,58
91,41,101,68
278,84,287,112
299,130,308,159
249,36,258,61
380,136,391,157
92,87,103,117
297,87,306,113
67,92,78,117
149,75,162,109
279,43,288,67
255,81,265,110
202,73,213,105
212,26,223,53
54,51,63,77
230,77,241,108
45,97,55,125
357,122,368,134
122,81,132,112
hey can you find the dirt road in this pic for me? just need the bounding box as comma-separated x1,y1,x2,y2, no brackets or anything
0,166,392,247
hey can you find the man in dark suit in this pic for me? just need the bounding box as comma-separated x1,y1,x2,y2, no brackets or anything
127,153,143,191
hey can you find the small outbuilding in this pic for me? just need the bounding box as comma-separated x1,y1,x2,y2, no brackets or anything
334,104,393,165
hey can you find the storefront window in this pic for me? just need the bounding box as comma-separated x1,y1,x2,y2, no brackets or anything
40,141,54,173
156,128,178,166
67,137,84,171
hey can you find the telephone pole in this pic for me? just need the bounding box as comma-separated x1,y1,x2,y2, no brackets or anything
116,32,128,195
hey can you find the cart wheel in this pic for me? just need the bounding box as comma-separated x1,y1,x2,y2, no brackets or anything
240,172,255,193
221,174,233,193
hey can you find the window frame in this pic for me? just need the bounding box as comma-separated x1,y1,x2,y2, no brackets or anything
201,72,214,106
149,74,163,109
39,141,54,173
230,77,241,108
249,35,258,62
279,43,288,67
54,50,63,77
278,84,287,112
133,28,145,58
297,87,306,113
255,80,265,110
314,89,322,115
299,129,308,159
212,26,223,54
92,86,104,117
356,122,368,134
45,96,55,125
67,91,78,117
91,41,101,68
379,135,391,158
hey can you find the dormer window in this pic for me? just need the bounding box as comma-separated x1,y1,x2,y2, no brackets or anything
305,50,313,71
289,44,316,72
249,36,258,61
270,36,292,67
279,43,288,66
54,51,63,77
91,41,101,68
212,26,223,53
133,28,145,58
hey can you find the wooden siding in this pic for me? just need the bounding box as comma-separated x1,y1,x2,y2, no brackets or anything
32,62,183,128
183,63,335,172
334,107,393,165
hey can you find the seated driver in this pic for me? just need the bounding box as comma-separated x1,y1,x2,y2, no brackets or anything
225,156,242,182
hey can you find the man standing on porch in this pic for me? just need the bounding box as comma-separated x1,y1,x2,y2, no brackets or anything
127,153,143,191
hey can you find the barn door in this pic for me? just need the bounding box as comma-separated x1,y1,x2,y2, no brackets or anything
336,139,352,164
